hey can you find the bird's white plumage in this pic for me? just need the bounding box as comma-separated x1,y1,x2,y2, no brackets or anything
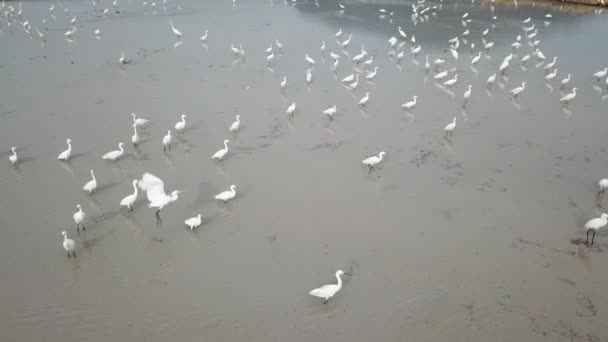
58,139,72,161
83,170,97,193
401,96,417,109
585,214,608,230
9,147,18,165
185,214,202,230
212,140,230,160
174,114,186,132
362,151,385,167
138,173,180,209
120,180,139,210
229,115,241,132
62,231,75,254
102,142,124,161
215,185,236,202
309,270,349,303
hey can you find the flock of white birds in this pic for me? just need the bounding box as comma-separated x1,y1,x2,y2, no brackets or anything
2,0,608,303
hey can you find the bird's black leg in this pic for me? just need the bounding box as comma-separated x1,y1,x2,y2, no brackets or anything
73,251,76,257
77,225,79,233
324,298,329,304
82,224,85,232
592,231,596,245
67,251,71,258
587,230,590,244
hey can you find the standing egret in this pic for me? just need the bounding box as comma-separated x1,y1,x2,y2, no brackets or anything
362,151,385,171
450,45,458,60
200,29,208,42
265,44,273,54
215,185,236,203
366,67,379,80
463,85,472,102
275,40,283,51
335,28,342,38
341,34,352,48
349,74,359,89
487,73,496,86
309,270,351,304
169,19,182,39
544,56,558,70
229,115,241,132
560,74,571,88
280,76,287,89
363,56,373,67
9,147,18,166
286,103,296,116
424,55,430,71
599,179,608,195
102,142,125,161
267,53,275,65
132,124,140,145
584,213,608,245
138,173,181,225
443,74,458,87
411,45,421,55
535,48,546,60
58,139,73,161
185,214,203,230
305,54,316,66
174,114,186,133
61,231,76,258
398,26,407,39
120,179,138,212
212,140,230,160
321,41,325,54
162,131,172,151
73,204,85,232
521,54,530,64
471,51,481,65
330,52,341,60
323,105,337,120
359,92,370,107
559,87,576,104
401,96,417,110
545,68,558,81
434,70,448,80
510,82,526,97
131,113,149,127
341,73,355,83
444,117,456,135
593,67,607,81
306,69,312,84
83,170,97,194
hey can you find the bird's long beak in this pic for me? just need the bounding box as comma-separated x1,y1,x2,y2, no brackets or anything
344,273,352,276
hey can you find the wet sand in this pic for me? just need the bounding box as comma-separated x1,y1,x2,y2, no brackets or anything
1,0,608,341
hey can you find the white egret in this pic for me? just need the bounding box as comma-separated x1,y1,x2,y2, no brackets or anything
174,114,186,133
231,44,241,56
9,147,18,166
169,19,182,39
73,204,85,232
57,139,73,161
321,41,326,54
275,40,283,51
363,56,373,66
120,179,138,212
83,170,97,194
398,26,407,39
61,231,76,258
434,70,448,80
132,124,140,145
544,56,558,70
560,87,576,104
200,29,208,42
138,173,181,224
450,45,458,60
64,26,77,37
352,45,367,63
521,54,530,63
118,52,130,65
487,73,496,86
411,34,416,44
359,92,370,107
362,151,385,171
484,41,494,50
535,48,546,60
267,52,274,65
185,214,203,230
323,105,337,120
471,51,481,65
306,69,312,84
349,74,360,89
280,76,287,89
523,17,531,23
599,179,608,194
162,131,172,151
330,51,341,60
510,82,526,97
482,28,489,36
443,74,458,87
401,96,417,110
560,74,571,88
131,113,149,127
335,28,342,38
212,139,230,160
286,102,296,116
305,53,316,66
463,85,472,102
444,117,456,135
309,270,351,304
434,58,445,67
584,213,608,245
424,55,430,70
215,185,236,203
102,142,125,161
341,34,352,48
411,45,421,55
366,67,379,80
593,67,607,81
229,115,241,132
341,73,355,83
333,59,339,70
545,68,558,81
388,36,398,47
265,44,273,54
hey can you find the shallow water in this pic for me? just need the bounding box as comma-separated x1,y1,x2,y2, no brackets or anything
1,0,608,341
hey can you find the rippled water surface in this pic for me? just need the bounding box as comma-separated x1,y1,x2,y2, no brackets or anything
1,0,608,341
